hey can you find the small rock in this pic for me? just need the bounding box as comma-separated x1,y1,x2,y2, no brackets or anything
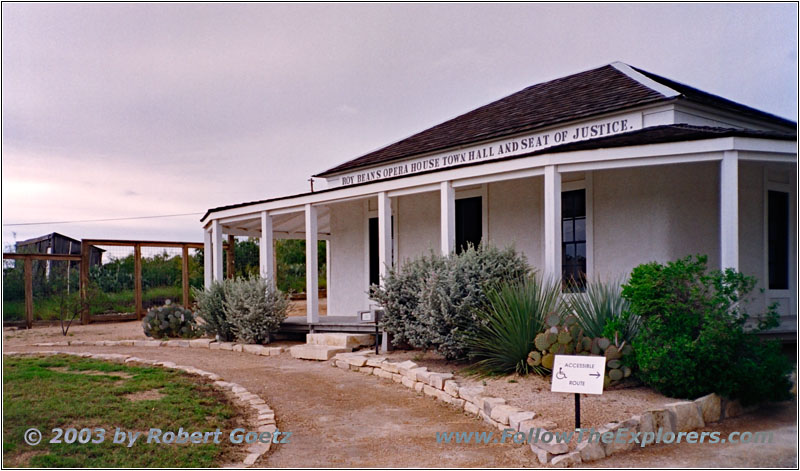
346,356,368,367
428,373,454,390
577,439,605,462
649,408,676,434
381,362,400,373
530,443,551,465
443,380,460,397
550,451,581,467
407,366,428,381
396,360,418,376
464,402,480,415
335,360,350,370
508,411,536,431
482,397,506,416
490,404,521,425
530,434,568,454
457,385,485,405
189,338,213,348
401,376,416,389
664,401,704,432
695,393,722,423
414,382,425,393
365,356,387,367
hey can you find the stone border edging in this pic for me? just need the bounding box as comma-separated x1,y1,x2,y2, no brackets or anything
3,350,277,468
326,350,751,468
31,339,284,357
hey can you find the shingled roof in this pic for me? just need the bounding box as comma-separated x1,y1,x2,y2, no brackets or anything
315,62,795,178
203,124,794,221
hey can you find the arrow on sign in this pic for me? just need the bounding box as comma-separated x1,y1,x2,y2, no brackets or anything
589,371,601,378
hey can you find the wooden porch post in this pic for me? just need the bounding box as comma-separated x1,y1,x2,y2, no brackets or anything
226,235,236,279
720,150,739,271
80,242,90,324
203,228,212,289
544,165,562,282
378,191,392,285
440,181,455,254
134,243,143,319
305,204,319,323
260,211,275,286
182,245,190,308
24,256,33,329
212,220,224,282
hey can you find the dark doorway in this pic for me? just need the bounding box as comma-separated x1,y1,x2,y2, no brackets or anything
456,196,482,253
369,216,394,286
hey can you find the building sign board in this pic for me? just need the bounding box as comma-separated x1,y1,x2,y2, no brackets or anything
329,112,643,187
550,354,606,395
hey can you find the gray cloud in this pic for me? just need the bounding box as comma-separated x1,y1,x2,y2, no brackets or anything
2,3,796,244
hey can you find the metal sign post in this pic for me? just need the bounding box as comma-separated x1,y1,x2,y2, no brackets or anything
550,355,606,430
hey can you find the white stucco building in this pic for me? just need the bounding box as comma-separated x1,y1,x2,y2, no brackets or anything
201,62,797,336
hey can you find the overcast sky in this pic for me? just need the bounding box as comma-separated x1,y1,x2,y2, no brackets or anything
2,3,797,246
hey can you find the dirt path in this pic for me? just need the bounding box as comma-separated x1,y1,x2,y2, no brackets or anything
5,344,531,467
4,323,796,467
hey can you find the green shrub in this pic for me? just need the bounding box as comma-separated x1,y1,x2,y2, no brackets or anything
142,300,200,339
370,244,530,360
466,276,563,376
566,278,640,342
223,276,289,344
195,277,289,344
192,280,234,342
622,255,792,405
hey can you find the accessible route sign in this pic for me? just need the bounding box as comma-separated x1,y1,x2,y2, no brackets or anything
550,355,606,395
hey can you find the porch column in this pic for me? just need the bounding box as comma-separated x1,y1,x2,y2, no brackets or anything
440,181,455,254
211,219,224,282
305,204,319,323
378,191,392,285
259,211,275,286
544,165,562,281
720,151,739,270
203,228,212,288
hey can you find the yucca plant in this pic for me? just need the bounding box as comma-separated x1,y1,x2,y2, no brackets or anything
565,278,640,342
466,276,564,376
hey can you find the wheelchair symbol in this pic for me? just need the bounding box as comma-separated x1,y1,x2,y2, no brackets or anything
555,367,567,380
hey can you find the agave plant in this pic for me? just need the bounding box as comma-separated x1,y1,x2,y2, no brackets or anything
466,275,564,376
565,278,640,342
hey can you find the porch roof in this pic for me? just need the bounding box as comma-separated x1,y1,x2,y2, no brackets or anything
201,124,795,222
315,62,795,178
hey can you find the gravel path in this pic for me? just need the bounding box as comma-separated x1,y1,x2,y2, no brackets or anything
5,323,796,468
6,344,531,467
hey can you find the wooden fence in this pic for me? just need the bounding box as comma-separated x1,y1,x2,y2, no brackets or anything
79,239,204,324
2,253,83,329
3,239,204,328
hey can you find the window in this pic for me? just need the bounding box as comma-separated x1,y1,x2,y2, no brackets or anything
562,189,586,290
455,196,482,253
768,190,789,290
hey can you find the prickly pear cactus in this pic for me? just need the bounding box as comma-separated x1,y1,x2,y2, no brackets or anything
142,300,200,339
525,315,634,386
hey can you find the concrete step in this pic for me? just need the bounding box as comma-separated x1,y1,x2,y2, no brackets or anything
306,333,375,349
289,344,351,361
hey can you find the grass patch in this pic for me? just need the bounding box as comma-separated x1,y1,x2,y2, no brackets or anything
3,355,240,467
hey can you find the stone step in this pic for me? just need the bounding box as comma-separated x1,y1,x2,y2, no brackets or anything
289,344,351,361
306,333,375,349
